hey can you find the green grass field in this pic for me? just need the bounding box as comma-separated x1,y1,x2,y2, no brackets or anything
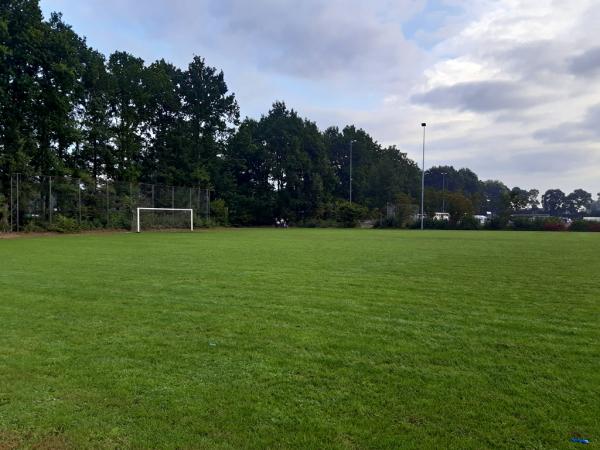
0,229,598,449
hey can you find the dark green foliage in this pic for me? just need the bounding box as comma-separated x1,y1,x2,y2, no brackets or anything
542,189,566,216
569,220,600,232
47,213,79,233
457,215,481,230
335,201,368,227
0,193,8,231
565,189,593,216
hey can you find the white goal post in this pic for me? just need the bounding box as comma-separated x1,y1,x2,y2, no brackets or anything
136,208,194,233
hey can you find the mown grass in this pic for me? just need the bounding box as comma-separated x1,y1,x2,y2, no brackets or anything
0,229,598,449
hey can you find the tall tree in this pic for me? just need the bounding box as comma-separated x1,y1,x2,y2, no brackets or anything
0,0,46,180
141,59,185,184
180,56,239,186
542,189,566,216
509,187,530,211
107,51,148,181
75,47,113,180
565,189,592,216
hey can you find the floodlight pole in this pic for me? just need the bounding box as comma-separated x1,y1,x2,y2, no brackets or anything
442,172,447,213
349,140,356,203
421,123,426,230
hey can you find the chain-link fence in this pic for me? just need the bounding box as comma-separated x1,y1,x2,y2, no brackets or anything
2,174,213,232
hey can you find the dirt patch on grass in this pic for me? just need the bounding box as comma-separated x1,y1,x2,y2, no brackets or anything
0,431,74,450
0,230,130,239
0,431,21,450
0,227,223,239
31,434,73,450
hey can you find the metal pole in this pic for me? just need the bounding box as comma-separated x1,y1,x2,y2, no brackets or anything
190,209,194,231
136,207,140,233
49,176,53,224
78,178,82,225
349,140,353,203
421,123,426,230
206,189,210,222
442,172,446,213
129,182,133,231
172,186,175,227
151,184,155,227
9,174,13,232
106,181,109,227
16,173,19,232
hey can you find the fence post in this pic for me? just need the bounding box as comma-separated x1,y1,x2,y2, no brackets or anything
16,173,19,232
77,178,82,225
9,174,13,232
49,176,53,224
106,181,109,227
206,189,210,222
171,186,174,227
130,182,133,231
151,184,155,227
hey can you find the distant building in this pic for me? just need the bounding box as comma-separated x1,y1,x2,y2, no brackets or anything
583,217,600,222
433,212,449,221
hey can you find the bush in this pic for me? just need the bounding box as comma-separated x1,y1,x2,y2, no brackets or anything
510,217,543,231
458,216,481,230
0,194,9,232
570,220,600,232
335,201,368,227
48,214,80,233
300,218,338,228
210,198,229,225
408,218,451,230
484,217,509,230
23,221,46,233
375,215,404,228
542,217,566,231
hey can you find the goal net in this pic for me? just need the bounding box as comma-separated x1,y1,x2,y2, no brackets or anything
136,208,194,232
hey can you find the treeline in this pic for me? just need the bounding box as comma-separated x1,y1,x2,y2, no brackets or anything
420,167,599,227
0,1,598,229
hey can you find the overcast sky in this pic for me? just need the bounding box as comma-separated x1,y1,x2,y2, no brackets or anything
40,0,600,195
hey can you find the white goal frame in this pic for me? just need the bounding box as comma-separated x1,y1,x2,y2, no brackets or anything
136,207,194,233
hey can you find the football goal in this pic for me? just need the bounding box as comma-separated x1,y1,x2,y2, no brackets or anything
136,207,194,233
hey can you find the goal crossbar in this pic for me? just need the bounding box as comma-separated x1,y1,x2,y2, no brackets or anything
136,207,194,233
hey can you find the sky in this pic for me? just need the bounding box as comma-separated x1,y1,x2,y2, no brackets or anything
40,0,600,195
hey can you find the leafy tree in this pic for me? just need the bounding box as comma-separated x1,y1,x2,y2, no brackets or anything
180,56,239,186
542,189,566,216
527,189,540,210
1,0,48,179
107,51,149,181
446,192,474,225
366,146,420,208
75,47,113,180
221,118,275,225
482,180,510,215
141,59,185,184
565,189,592,216
425,166,481,195
510,187,530,211
335,200,368,227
